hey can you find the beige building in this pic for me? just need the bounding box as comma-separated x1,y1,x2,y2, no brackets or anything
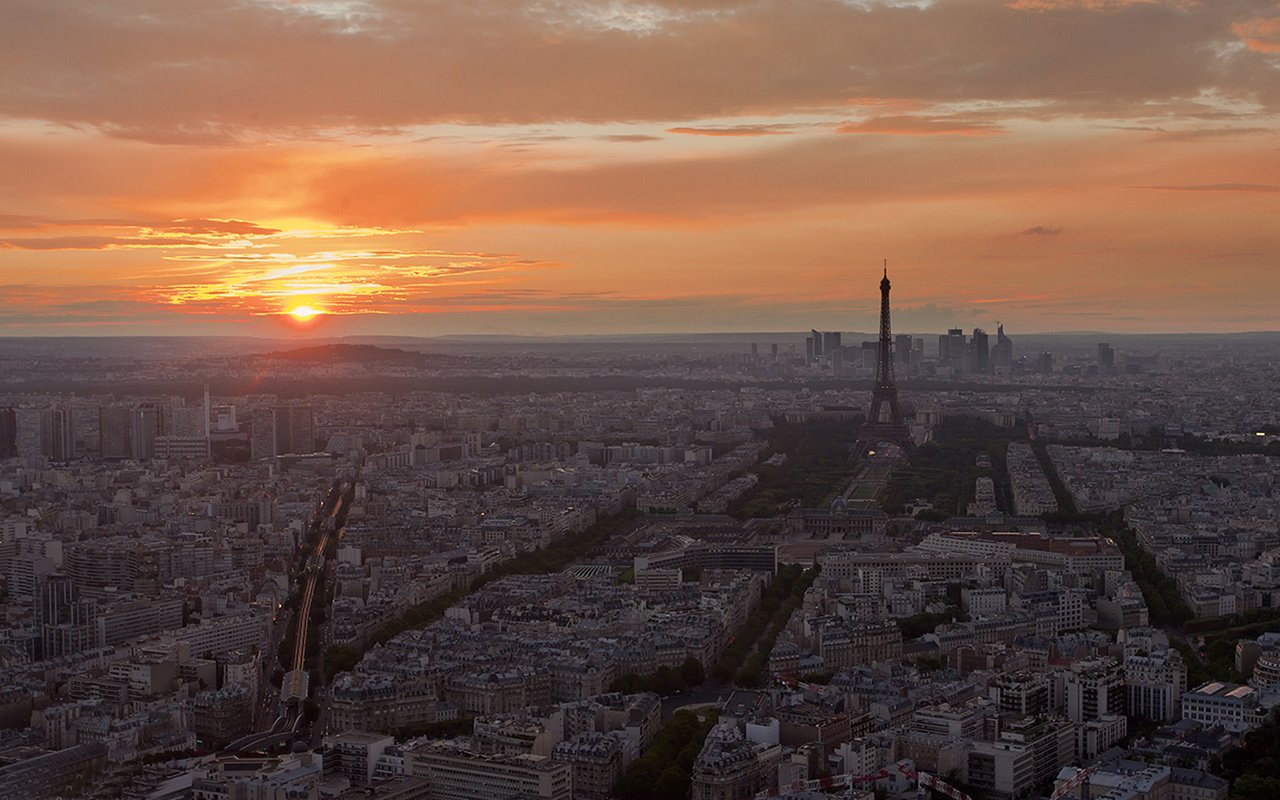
551,734,624,800
406,743,571,800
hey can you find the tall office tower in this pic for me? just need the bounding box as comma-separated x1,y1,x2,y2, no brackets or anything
913,338,924,363
48,408,74,461
14,407,48,458
71,405,99,455
99,406,133,460
750,343,759,363
1036,352,1054,374
0,407,15,458
856,262,915,456
35,573,96,660
992,323,1013,370
1098,342,1115,374
894,334,913,367
941,328,966,366
972,328,991,373
831,347,845,378
159,400,211,460
805,336,816,363
811,328,823,357
250,410,276,460
822,331,842,353
170,405,206,437
770,343,778,362
252,406,316,459
282,406,315,455
860,340,878,368
131,404,160,460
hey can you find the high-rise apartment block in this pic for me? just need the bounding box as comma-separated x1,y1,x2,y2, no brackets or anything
250,406,315,459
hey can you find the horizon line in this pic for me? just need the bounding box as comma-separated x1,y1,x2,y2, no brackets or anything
1,329,1279,341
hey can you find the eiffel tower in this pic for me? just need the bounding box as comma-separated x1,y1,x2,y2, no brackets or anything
855,261,915,457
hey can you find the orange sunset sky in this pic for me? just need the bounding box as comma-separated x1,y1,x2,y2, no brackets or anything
1,0,1278,336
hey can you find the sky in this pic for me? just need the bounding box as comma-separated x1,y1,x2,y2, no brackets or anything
0,0,1278,337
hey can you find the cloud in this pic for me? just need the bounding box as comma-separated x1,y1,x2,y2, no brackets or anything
0,217,286,249
0,0,1277,142
0,284,187,327
1233,16,1280,53
596,134,662,142
1016,225,1063,236
161,218,281,236
836,115,1004,137
0,214,280,235
0,235,214,250
144,248,567,316
1150,126,1274,142
1134,183,1280,192
666,124,796,137
1006,0,1178,10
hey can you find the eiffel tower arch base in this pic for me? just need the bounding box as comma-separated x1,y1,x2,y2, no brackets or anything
853,422,916,460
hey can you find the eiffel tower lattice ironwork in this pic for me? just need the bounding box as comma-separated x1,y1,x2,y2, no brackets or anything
856,261,915,456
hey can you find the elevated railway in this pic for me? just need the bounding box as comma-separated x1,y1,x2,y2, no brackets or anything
230,477,355,752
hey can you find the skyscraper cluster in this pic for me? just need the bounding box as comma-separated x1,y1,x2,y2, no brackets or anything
805,329,843,363
787,322,1014,380
936,325,1013,375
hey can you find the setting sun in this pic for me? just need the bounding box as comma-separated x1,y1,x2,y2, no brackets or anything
288,305,322,321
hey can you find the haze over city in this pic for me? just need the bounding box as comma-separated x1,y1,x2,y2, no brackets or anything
2,0,1279,336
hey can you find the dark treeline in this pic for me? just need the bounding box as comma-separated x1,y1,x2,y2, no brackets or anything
734,418,861,517
880,416,1025,516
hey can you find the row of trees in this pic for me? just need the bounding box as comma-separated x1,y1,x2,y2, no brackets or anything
709,563,815,686
611,657,706,695
321,511,641,680
613,565,818,694
1221,711,1280,800
1107,524,1194,626
733,566,819,687
613,709,720,800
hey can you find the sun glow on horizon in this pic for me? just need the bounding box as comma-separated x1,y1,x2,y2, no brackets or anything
288,304,323,321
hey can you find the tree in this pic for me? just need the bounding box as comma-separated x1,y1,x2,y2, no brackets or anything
322,645,361,681
655,766,690,800
680,657,705,687
654,666,684,695
1233,774,1280,800
615,761,661,799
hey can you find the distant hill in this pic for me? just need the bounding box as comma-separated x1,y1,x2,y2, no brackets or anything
260,343,462,365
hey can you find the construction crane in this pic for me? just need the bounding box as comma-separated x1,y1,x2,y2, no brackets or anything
777,675,826,692
1050,765,1097,800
